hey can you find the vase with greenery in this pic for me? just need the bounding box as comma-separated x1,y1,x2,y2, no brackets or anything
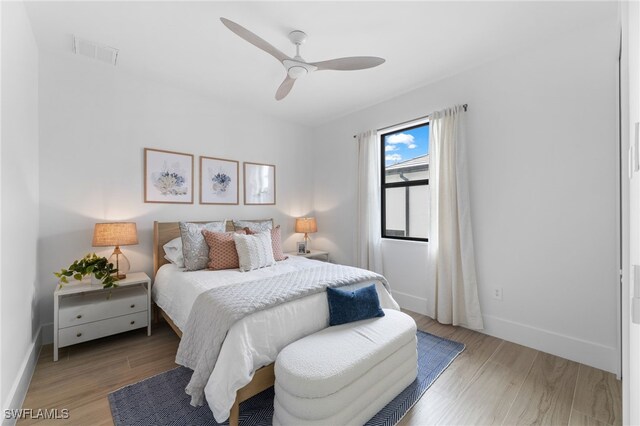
54,253,119,289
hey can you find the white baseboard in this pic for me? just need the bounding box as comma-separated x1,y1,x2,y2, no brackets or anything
2,327,42,426
482,314,618,374
391,291,618,374
392,290,429,316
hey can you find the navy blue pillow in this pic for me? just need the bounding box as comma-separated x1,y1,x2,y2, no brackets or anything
327,284,385,326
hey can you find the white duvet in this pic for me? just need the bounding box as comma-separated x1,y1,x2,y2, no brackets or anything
152,256,400,422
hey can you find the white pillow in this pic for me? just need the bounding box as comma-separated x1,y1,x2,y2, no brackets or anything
233,231,276,272
163,237,184,268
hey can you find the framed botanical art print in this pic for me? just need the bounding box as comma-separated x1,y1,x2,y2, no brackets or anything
243,162,276,205
144,148,194,204
200,156,239,205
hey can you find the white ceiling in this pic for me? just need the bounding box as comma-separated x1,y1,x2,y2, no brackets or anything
25,1,617,127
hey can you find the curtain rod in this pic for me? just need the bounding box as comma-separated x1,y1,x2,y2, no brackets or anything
352,103,468,138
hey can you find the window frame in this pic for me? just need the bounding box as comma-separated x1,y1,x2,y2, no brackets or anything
380,121,429,242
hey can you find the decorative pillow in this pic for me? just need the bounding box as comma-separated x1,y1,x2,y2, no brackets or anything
179,221,226,271
326,284,385,326
244,225,288,261
233,231,276,272
233,219,273,233
202,230,246,270
163,237,184,268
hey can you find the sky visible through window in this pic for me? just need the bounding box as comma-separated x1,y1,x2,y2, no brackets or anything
383,123,429,167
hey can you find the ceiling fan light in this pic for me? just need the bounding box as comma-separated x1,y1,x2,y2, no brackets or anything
287,66,307,80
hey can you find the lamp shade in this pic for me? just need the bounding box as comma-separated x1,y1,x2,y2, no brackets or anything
92,222,139,247
295,217,317,234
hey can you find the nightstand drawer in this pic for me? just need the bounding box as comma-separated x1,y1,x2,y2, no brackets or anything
58,311,148,348
58,286,147,329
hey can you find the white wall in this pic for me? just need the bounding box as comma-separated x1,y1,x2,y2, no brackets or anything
1,0,40,416
37,50,314,337
312,19,620,373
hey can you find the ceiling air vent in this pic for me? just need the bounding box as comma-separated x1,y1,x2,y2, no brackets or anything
73,36,119,66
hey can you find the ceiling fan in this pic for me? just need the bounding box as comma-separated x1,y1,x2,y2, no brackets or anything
220,18,385,100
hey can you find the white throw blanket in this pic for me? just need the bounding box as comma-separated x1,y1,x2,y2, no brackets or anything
175,263,389,406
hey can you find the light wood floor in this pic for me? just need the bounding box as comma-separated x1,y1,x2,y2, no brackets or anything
18,310,621,425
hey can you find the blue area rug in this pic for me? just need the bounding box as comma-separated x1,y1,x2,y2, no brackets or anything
108,330,464,426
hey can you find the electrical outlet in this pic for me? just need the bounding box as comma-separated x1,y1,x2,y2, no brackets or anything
492,287,503,301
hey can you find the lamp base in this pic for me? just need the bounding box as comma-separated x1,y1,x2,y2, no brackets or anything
109,246,130,281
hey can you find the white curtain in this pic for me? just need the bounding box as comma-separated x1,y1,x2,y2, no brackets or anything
356,130,384,274
427,105,484,329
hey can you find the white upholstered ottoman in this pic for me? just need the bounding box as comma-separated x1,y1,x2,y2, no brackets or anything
273,309,417,426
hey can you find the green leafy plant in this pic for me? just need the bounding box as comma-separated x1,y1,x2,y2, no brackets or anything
54,253,119,289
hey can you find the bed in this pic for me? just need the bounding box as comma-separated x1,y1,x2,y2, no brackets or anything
151,220,400,425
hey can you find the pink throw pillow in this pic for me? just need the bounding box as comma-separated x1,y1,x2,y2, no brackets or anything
202,230,246,270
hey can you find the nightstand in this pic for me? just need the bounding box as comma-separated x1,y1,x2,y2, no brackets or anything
53,272,151,361
286,249,330,262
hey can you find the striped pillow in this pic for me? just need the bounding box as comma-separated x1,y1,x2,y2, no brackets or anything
202,230,246,270
244,225,288,261
233,231,276,272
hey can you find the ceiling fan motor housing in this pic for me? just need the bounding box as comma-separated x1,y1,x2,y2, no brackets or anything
287,66,307,79
283,59,318,79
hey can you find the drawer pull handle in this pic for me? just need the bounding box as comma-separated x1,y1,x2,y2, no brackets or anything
130,321,135,325
76,332,82,337
130,304,135,308
76,314,82,319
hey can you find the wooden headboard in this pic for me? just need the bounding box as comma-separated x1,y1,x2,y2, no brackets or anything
152,219,274,278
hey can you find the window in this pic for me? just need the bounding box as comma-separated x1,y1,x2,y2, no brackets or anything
381,121,429,241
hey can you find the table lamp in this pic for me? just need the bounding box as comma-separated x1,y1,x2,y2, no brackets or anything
295,217,317,253
92,222,138,279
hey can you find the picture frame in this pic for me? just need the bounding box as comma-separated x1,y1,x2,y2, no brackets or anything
243,162,276,205
144,148,194,204
297,241,307,255
199,156,239,205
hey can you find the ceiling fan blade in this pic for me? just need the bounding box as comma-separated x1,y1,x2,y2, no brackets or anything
220,18,290,63
310,56,385,71
275,76,295,100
